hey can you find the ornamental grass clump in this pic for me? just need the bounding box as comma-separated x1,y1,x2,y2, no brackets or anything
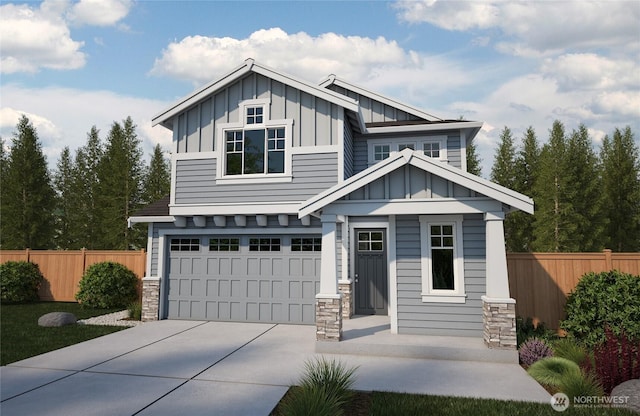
278,357,358,416
519,338,553,367
552,337,588,366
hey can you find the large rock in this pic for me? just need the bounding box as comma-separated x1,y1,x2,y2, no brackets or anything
611,379,640,414
38,312,77,327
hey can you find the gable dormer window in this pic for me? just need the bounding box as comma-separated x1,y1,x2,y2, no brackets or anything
217,99,292,183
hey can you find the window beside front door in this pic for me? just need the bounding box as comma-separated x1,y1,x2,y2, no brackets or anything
419,215,466,303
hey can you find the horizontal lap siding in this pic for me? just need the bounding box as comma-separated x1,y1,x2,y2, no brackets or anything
447,135,461,169
395,214,485,336
174,153,338,204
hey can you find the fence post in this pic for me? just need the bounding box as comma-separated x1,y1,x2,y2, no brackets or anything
603,249,612,271
81,247,87,274
25,248,30,262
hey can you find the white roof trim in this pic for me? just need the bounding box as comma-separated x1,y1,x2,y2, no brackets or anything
298,148,534,217
365,121,483,134
319,75,442,122
153,59,360,128
127,216,175,227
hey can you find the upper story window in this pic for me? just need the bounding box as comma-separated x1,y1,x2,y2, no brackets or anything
217,100,293,183
368,136,447,166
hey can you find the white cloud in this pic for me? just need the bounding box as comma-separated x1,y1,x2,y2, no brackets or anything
0,2,86,73
0,0,133,74
0,84,172,168
152,28,414,86
67,0,132,27
395,1,640,57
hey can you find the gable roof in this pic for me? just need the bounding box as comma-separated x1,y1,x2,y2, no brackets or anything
152,59,363,130
298,148,534,217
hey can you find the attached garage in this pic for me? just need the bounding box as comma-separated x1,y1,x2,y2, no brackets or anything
165,235,321,324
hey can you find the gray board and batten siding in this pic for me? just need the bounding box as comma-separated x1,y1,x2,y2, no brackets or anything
395,214,486,336
173,72,344,153
174,153,339,205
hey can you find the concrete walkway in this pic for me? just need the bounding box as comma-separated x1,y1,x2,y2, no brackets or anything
1,320,550,415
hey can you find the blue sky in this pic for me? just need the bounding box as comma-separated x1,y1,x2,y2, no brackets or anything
1,0,639,176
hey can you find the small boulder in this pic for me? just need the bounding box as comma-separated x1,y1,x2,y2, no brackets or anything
611,379,640,414
38,312,77,327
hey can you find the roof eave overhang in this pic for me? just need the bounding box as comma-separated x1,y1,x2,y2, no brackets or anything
299,148,534,218
319,75,442,122
364,121,484,135
127,216,175,227
152,59,360,129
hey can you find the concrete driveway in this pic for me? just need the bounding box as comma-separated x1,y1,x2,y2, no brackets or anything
1,320,550,415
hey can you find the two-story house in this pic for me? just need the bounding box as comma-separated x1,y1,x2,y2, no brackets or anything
129,58,533,349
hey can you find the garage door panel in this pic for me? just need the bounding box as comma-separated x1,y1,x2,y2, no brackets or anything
167,234,321,324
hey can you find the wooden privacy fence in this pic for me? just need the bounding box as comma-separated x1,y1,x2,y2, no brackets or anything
508,250,640,331
0,249,146,302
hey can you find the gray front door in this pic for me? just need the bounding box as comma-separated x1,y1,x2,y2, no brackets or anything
355,229,388,315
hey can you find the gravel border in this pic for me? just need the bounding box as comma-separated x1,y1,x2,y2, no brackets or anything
77,310,143,327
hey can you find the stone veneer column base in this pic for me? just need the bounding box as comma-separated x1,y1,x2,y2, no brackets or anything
316,295,342,341
482,296,517,349
141,277,160,322
338,281,353,319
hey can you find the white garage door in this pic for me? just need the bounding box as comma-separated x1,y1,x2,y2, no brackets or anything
166,235,321,324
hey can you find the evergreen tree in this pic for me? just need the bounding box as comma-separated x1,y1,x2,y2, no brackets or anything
510,127,540,251
466,139,482,176
53,147,75,248
490,127,519,251
532,120,577,252
142,144,171,204
96,117,146,249
72,127,103,249
600,127,640,251
565,125,604,251
0,116,56,249
491,127,517,188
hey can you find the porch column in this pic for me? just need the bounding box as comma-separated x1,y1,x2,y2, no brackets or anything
482,211,516,349
316,214,342,341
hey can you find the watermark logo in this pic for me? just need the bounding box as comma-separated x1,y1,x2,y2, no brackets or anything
551,393,570,412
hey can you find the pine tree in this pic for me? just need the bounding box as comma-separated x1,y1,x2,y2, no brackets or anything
532,120,577,252
490,127,519,251
96,117,146,249
72,127,103,249
601,126,640,251
510,127,540,251
142,144,171,204
466,139,482,176
0,116,56,249
566,124,604,251
53,147,75,248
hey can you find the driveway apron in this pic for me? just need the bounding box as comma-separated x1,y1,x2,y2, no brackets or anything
1,320,550,416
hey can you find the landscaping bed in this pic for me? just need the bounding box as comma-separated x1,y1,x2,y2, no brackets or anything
0,301,128,365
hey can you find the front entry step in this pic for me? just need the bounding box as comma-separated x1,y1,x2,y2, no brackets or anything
316,315,518,364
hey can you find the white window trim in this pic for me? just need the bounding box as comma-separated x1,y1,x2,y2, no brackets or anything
216,99,293,184
368,136,447,166
419,214,466,303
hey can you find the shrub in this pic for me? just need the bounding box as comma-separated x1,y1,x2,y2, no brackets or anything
552,337,588,366
75,262,138,309
516,316,554,347
0,261,44,303
527,357,582,388
559,369,603,401
591,327,640,395
519,338,553,367
561,270,640,347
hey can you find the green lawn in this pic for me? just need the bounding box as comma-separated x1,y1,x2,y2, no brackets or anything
1,302,128,365
273,390,635,416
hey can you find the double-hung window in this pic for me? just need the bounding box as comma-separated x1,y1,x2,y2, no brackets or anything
419,215,466,303
218,100,292,182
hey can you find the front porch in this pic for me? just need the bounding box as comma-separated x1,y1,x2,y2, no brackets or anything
316,315,518,364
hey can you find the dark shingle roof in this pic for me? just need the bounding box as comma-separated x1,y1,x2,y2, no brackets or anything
133,195,170,217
